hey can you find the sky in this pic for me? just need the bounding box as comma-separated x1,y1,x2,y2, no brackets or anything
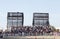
0,0,60,30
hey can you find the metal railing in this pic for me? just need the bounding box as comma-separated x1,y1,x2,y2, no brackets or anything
3,36,60,39
3,33,53,36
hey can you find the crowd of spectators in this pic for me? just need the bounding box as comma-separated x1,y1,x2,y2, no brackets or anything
4,26,54,36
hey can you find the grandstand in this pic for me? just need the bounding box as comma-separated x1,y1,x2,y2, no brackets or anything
2,12,60,39
4,26,54,36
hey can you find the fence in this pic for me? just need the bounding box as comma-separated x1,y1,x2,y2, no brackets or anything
3,33,54,36
3,36,60,39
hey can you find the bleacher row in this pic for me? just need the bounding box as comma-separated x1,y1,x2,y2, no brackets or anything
4,26,55,36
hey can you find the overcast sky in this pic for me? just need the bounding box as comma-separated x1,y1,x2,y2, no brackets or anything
0,0,60,30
